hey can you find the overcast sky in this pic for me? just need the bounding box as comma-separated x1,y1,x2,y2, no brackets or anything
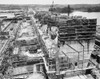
0,0,100,4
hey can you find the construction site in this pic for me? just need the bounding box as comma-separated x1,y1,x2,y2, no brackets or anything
0,3,100,79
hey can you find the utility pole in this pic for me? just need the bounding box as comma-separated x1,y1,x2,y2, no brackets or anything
51,1,54,9
0,20,2,47
56,48,60,79
68,5,71,16
50,1,54,14
0,20,2,32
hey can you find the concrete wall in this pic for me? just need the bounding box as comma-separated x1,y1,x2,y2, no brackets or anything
59,40,95,66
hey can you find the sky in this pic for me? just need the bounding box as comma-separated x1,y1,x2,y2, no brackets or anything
0,0,100,4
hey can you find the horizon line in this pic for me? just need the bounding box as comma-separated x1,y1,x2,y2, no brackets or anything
0,3,100,5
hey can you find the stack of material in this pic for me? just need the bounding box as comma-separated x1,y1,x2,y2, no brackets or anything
11,55,27,67
58,19,97,42
26,45,41,54
15,37,38,46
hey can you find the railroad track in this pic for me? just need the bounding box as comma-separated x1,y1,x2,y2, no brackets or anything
31,17,49,57
2,20,13,31
0,20,22,57
31,16,50,74
0,20,13,51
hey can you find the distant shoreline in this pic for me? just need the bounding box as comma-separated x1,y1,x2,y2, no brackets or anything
0,4,100,13
73,10,100,13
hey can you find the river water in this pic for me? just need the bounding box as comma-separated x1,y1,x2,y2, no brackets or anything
70,11,100,25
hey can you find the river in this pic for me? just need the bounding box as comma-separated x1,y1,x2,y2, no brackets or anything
70,11,100,25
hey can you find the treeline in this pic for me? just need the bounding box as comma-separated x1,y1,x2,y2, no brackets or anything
49,5,73,13
0,5,31,10
0,5,23,10
86,7,100,12
49,4,100,13
72,6,100,12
